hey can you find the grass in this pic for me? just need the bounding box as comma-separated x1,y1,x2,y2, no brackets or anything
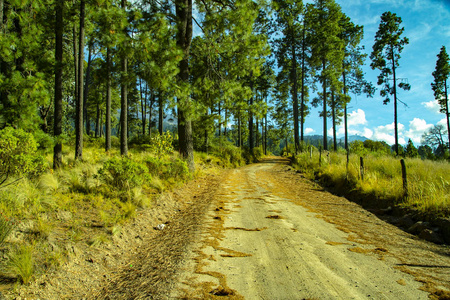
293,151,450,218
7,244,34,284
0,140,244,289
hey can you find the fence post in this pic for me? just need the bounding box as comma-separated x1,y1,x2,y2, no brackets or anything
400,159,408,199
310,146,312,159
319,148,322,166
346,149,350,182
360,156,364,181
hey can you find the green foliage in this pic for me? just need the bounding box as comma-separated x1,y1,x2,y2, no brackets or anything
98,157,149,192
8,244,34,284
0,127,47,186
145,156,190,182
0,212,17,247
431,46,450,112
210,138,245,168
147,132,175,158
405,139,419,158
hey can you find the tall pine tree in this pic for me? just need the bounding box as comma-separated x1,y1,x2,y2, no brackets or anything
431,46,450,150
370,11,410,156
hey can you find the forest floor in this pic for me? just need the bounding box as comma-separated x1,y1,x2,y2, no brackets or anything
5,157,450,299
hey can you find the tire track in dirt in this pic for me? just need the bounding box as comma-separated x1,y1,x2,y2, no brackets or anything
174,158,447,299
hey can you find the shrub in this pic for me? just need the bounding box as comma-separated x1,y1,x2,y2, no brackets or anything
144,156,190,182
148,132,175,157
0,127,46,187
98,157,150,192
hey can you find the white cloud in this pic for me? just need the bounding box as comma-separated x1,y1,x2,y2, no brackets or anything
348,109,368,126
438,118,448,127
421,99,441,114
305,128,315,135
373,122,405,145
404,118,433,144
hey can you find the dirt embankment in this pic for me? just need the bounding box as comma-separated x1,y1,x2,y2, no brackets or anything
6,157,450,299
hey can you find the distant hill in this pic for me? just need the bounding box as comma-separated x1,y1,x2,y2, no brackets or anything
303,134,368,148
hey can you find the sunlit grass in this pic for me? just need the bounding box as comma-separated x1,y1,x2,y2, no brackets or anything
294,151,450,217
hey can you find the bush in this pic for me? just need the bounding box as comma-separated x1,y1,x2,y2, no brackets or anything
148,132,175,157
0,127,47,186
98,157,149,192
144,156,190,182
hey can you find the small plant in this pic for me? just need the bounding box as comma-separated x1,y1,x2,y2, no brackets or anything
8,244,34,284
0,212,17,246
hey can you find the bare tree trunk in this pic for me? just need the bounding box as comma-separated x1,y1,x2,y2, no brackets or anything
331,89,337,151
120,0,128,156
53,0,64,169
292,41,299,153
322,59,328,151
75,0,85,161
105,47,111,151
84,42,93,136
158,90,163,135
176,0,194,171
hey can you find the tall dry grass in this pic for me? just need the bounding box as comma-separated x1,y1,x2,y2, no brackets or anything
293,151,450,217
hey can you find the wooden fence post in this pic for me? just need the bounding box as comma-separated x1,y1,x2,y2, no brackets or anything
319,148,322,166
360,156,364,181
400,159,408,199
346,149,350,182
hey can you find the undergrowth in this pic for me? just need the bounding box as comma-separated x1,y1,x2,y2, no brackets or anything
293,150,449,218
0,132,247,288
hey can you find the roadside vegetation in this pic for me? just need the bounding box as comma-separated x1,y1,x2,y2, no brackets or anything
292,140,450,219
0,127,250,289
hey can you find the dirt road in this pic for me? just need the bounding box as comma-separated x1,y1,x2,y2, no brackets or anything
15,157,449,299
173,158,449,299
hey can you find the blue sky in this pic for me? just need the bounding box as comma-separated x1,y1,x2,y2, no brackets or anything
304,0,450,146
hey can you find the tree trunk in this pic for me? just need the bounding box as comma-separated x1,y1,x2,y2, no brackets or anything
84,42,92,136
392,49,399,155
53,0,64,169
158,91,163,135
343,71,348,150
444,80,450,150
322,59,328,151
331,89,337,151
264,96,268,155
75,0,85,161
95,103,100,138
105,47,111,152
248,76,254,150
139,77,146,136
120,0,128,156
176,0,194,171
292,41,299,153
300,26,306,143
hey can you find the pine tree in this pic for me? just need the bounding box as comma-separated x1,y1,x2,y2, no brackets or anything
306,0,344,151
340,13,374,150
370,11,410,156
431,46,450,150
272,0,306,153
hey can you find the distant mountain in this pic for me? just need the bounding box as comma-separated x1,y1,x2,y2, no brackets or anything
303,134,368,148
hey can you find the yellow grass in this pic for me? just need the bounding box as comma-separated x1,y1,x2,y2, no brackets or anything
294,151,450,217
